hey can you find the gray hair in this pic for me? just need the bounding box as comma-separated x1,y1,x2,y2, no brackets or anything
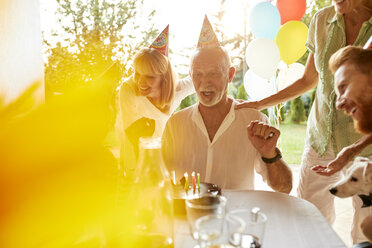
190,46,232,71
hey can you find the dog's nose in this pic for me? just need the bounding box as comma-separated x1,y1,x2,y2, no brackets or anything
329,188,338,195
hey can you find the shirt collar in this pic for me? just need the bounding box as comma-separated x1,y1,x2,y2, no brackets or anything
327,9,372,25
191,98,236,122
327,10,342,24
191,98,236,145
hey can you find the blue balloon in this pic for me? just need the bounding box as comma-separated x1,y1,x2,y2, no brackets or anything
249,2,281,40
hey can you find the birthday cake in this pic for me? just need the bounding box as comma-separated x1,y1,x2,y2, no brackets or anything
172,182,221,215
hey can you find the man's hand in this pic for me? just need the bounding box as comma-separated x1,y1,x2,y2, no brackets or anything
312,146,356,176
312,134,372,176
248,121,292,194
247,121,280,158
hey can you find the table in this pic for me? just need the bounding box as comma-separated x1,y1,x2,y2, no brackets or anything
174,190,347,248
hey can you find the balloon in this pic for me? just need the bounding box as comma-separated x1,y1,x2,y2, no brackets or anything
246,38,280,80
244,69,275,101
276,0,307,24
275,21,308,65
248,2,281,40
277,62,305,90
277,60,288,71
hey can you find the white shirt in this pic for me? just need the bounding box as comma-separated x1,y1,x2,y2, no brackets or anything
162,99,269,190
118,76,194,170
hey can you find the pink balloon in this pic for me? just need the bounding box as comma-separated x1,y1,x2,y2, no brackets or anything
276,0,306,25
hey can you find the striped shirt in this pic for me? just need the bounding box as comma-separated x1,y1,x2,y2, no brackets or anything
306,6,372,156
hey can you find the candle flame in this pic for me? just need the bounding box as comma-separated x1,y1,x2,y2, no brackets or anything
172,171,176,185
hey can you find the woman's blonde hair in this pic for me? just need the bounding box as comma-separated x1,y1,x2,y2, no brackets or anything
133,48,176,112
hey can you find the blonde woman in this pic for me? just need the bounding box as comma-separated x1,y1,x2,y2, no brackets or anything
118,47,193,173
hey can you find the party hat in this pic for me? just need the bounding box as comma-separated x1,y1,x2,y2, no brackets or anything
150,25,169,56
197,15,220,48
363,35,372,50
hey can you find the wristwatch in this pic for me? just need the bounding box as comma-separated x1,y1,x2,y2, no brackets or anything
261,147,282,164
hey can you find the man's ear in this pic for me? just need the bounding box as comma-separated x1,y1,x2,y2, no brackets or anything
228,67,235,83
363,161,372,183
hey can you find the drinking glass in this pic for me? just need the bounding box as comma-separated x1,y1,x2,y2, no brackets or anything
226,214,245,246
185,194,227,243
226,208,267,248
195,214,225,248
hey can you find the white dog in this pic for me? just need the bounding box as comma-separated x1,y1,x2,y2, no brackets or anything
329,157,372,199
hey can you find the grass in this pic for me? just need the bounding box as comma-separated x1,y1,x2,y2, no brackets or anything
278,122,307,165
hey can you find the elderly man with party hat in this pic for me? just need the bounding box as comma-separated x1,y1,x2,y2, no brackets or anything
162,15,292,193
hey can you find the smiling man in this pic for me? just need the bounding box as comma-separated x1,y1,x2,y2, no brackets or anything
162,34,292,192
312,46,372,178
162,16,292,193
332,46,372,242
313,45,372,243
332,47,372,133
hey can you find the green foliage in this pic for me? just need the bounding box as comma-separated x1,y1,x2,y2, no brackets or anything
261,108,269,116
227,83,238,98
302,0,332,26
289,96,306,123
236,82,248,100
43,0,157,95
279,104,287,122
178,94,197,110
43,0,158,136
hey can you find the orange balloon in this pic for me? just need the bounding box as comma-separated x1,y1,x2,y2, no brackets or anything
276,0,306,25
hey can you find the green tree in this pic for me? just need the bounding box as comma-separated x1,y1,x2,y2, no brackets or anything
43,0,158,137
43,0,157,98
279,104,287,122
178,94,197,110
236,83,248,100
289,96,306,123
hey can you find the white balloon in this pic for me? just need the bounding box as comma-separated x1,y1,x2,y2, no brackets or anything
277,62,305,90
277,60,288,71
246,38,280,80
244,69,275,101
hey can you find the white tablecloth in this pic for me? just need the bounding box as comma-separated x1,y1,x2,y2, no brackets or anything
174,190,347,248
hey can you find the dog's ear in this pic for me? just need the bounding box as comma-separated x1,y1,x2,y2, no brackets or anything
363,161,372,183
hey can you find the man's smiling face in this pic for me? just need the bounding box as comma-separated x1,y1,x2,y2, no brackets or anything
334,62,372,134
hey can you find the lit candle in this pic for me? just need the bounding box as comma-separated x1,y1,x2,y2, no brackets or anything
192,171,196,194
184,172,189,192
197,173,200,189
172,171,176,185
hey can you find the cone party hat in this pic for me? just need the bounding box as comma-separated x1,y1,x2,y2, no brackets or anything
197,15,220,48
150,25,169,56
